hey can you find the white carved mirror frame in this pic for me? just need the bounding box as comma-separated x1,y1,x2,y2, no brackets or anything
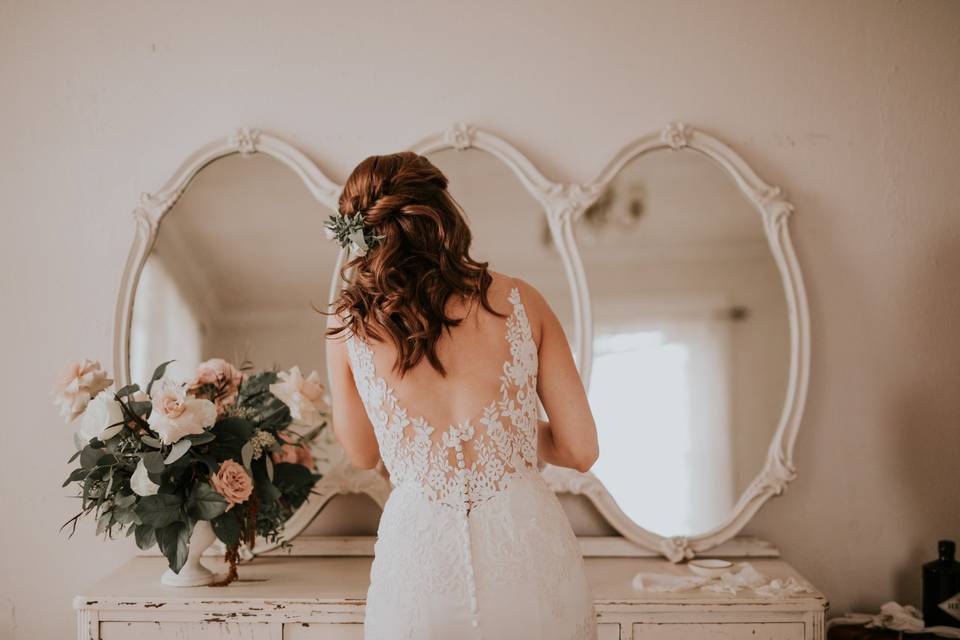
114,123,809,562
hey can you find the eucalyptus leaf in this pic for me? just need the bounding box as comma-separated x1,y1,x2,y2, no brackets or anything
62,467,88,487
79,446,102,470
96,511,112,536
114,384,140,398
265,455,274,482
140,435,162,449
146,360,175,395
186,431,216,446
128,400,152,418
164,439,191,465
241,442,254,470
67,449,82,464
114,493,137,508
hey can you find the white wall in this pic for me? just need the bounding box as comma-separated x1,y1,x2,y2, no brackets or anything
2,1,959,637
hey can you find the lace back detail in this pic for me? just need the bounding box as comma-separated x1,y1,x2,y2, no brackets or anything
347,286,539,512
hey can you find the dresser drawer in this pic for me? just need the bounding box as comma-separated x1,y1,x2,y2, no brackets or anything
284,622,364,639
100,622,273,639
633,622,806,640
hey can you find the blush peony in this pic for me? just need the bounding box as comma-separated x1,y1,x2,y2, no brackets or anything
53,359,113,422
189,358,245,413
148,377,217,445
210,460,253,510
272,436,316,471
268,366,329,428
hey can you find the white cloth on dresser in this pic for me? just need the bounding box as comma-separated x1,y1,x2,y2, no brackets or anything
346,286,597,640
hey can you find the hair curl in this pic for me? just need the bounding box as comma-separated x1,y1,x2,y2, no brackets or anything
325,151,503,377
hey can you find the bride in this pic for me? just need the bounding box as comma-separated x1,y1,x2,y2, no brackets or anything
325,151,600,639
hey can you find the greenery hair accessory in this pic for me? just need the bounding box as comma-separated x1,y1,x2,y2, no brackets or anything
323,210,385,257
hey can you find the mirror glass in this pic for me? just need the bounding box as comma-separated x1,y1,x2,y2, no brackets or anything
576,149,790,537
129,153,339,469
426,149,575,340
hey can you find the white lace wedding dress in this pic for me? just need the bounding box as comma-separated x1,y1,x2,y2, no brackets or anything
346,286,597,639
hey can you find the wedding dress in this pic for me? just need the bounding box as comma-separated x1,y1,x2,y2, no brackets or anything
346,286,597,639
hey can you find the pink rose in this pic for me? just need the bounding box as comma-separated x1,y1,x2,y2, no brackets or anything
268,367,328,428
272,436,316,472
148,377,217,444
52,359,113,422
210,459,253,511
189,358,245,413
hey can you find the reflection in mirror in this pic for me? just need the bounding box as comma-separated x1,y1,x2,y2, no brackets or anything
425,149,575,339
130,152,338,401
577,149,789,538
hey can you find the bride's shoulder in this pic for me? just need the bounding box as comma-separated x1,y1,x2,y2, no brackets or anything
486,271,548,333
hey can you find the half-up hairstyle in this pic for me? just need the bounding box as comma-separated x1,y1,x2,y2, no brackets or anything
325,151,503,377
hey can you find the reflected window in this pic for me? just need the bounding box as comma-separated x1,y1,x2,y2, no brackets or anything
589,300,735,536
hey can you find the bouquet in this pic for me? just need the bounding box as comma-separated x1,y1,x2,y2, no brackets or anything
55,357,328,585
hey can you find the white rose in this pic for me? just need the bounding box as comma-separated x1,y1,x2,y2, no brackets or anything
79,390,126,442
130,459,159,497
147,377,217,445
269,366,329,428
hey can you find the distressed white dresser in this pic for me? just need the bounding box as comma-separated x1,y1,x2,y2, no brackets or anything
75,554,826,639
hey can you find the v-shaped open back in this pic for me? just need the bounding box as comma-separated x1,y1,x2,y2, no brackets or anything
346,286,541,513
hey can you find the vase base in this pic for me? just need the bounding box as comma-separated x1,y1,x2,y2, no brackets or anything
160,563,222,588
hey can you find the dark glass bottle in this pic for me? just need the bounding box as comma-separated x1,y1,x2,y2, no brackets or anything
923,540,960,628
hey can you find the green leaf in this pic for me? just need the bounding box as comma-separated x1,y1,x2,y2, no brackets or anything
164,439,191,465
128,400,152,418
79,446,103,470
265,455,274,482
211,512,241,546
140,435,162,449
114,492,137,508
156,521,190,573
186,483,228,521
146,360,175,395
67,449,83,464
96,511,112,536
134,493,183,528
186,431,216,446
114,384,140,398
112,506,140,525
134,524,156,550
141,451,165,474
62,467,89,487
241,442,254,470
253,461,282,504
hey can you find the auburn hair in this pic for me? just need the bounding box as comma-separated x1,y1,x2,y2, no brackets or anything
325,151,504,376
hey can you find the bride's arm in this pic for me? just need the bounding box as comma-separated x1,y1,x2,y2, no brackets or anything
521,280,599,473
325,320,382,470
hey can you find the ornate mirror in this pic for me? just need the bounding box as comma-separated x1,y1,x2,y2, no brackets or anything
115,124,807,561
545,123,809,561
113,129,380,553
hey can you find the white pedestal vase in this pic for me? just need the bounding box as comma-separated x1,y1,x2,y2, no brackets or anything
160,520,220,587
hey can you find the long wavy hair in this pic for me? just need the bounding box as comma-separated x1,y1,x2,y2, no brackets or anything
325,151,503,377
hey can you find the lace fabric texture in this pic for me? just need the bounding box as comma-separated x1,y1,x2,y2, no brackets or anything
347,287,597,640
